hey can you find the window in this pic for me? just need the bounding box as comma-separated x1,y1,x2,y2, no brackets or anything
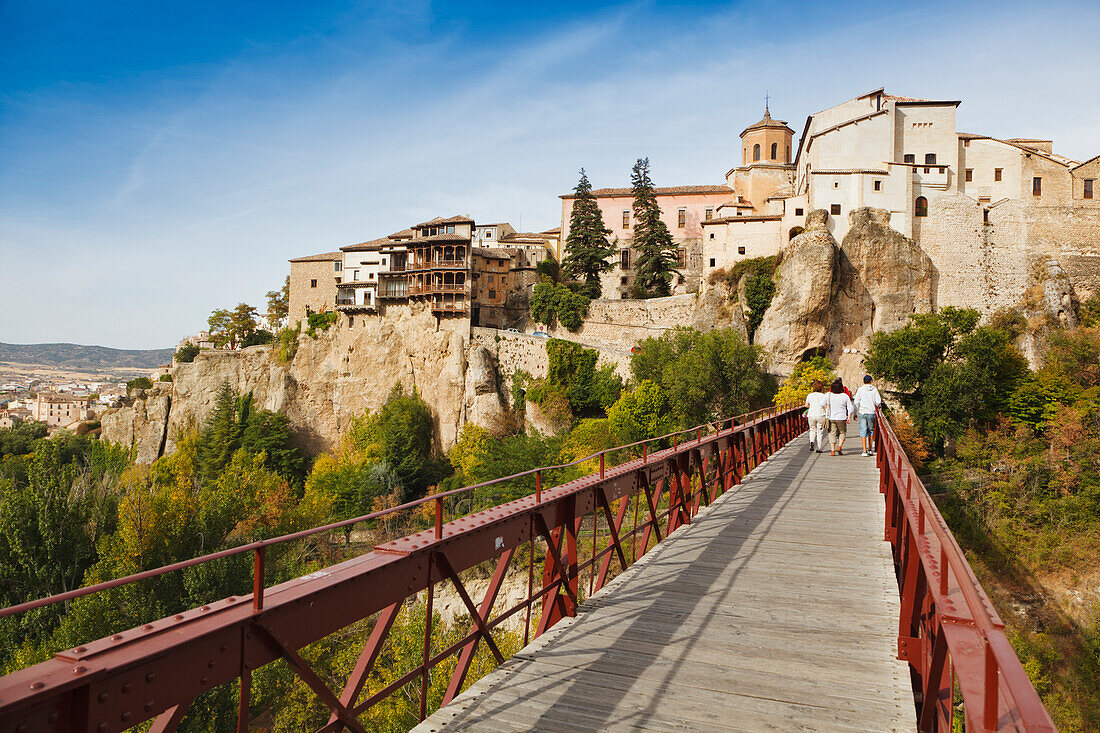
446,225,455,234
925,153,937,165
1084,179,1094,199
334,262,342,272
770,143,777,160
833,181,840,189
368,272,374,280
381,258,387,266
874,180,882,191
335,277,341,284
353,270,359,281
675,249,686,266
622,210,630,228
965,169,973,182
994,168,1003,182
621,276,628,285
709,233,715,239
488,290,497,299
678,208,686,228
1033,177,1042,196
786,146,791,162
348,316,354,327
830,204,841,215
310,279,317,288
904,154,915,164
709,258,716,267
983,209,990,224
705,208,713,220
753,144,760,162
737,246,746,255
486,231,492,238
795,207,804,216
620,248,631,269
915,196,928,217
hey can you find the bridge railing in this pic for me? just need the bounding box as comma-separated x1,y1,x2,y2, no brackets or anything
0,404,805,733
875,406,1056,732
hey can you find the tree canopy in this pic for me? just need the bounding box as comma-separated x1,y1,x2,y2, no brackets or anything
562,169,615,299
864,307,1028,447
629,327,776,427
628,158,677,297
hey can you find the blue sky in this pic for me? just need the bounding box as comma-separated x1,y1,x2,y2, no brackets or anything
2,0,1098,349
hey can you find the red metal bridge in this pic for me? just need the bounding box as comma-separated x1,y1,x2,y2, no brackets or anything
0,406,1056,732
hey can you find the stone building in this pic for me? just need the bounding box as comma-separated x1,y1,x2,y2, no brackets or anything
471,248,511,328
691,89,1100,311
33,393,93,427
287,251,342,324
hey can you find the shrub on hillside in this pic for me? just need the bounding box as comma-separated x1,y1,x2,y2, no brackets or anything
175,343,200,363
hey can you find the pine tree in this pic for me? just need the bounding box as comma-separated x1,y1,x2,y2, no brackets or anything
562,169,615,299
629,158,678,297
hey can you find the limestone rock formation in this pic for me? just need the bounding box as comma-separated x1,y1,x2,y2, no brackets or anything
103,303,497,463
1016,257,1079,368
832,208,936,378
755,210,839,368
524,399,570,437
100,384,171,464
464,345,506,429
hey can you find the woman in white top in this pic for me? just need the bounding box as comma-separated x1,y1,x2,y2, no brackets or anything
804,380,828,453
824,378,855,455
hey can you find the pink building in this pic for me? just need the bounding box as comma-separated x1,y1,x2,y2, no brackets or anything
559,185,732,297
33,393,93,427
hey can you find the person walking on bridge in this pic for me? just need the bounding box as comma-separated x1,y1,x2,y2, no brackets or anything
825,378,855,456
804,380,828,453
853,374,882,457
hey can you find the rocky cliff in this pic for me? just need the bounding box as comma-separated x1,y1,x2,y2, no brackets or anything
103,304,495,461
756,208,936,381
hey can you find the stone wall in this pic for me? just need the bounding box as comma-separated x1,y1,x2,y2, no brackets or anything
288,259,339,325
546,295,698,352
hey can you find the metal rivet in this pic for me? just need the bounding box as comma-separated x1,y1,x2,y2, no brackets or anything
201,606,210,612
227,597,235,602
74,646,87,653
220,643,228,652
144,701,154,712
29,681,44,690
145,673,155,683
16,723,28,732
121,683,131,694
47,712,60,723
142,625,154,631
73,666,87,675
174,615,184,621
121,711,131,722
208,660,216,669
200,676,209,685
98,692,109,703
111,635,123,641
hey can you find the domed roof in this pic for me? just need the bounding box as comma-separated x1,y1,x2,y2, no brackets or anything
740,104,794,138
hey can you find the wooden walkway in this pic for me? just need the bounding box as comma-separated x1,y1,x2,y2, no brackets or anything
413,435,916,732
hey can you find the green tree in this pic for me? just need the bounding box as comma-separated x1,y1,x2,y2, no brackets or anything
629,158,677,297
208,303,259,348
562,169,615,298
630,327,776,427
266,276,290,331
773,356,837,407
608,380,675,444
864,307,1028,448
175,343,200,363
530,279,589,331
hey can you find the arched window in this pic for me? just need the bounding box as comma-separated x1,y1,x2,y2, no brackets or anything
914,196,928,217
753,144,760,162
770,143,777,160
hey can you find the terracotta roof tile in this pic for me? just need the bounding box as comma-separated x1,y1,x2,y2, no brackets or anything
561,184,730,199
700,215,783,225
412,215,474,229
288,251,342,263
341,237,390,252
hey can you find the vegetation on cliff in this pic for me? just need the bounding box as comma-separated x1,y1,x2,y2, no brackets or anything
866,303,1100,729
707,255,779,342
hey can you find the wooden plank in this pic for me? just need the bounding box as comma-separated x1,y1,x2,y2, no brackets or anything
412,436,916,732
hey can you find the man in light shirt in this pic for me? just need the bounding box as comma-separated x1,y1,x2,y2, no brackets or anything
853,374,882,457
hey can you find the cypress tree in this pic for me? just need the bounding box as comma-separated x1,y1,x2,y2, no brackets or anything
629,158,678,297
562,169,615,299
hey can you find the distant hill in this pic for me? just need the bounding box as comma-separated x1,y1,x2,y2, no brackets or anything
0,343,175,371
